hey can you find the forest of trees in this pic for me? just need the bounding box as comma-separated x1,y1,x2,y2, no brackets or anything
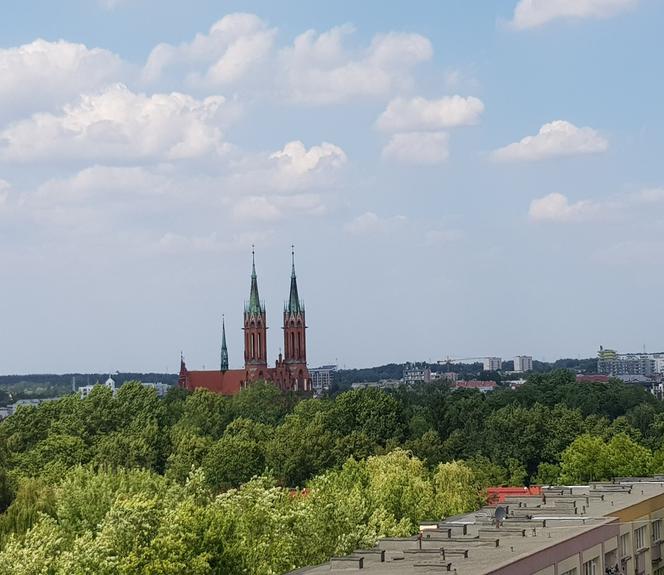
0,370,662,574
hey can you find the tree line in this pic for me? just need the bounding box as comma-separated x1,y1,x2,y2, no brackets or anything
0,370,662,573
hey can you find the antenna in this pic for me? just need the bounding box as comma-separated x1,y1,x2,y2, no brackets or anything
494,506,507,529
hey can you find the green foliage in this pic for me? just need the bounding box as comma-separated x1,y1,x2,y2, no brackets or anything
0,370,663,574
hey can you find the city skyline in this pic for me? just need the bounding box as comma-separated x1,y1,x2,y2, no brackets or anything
1,0,663,373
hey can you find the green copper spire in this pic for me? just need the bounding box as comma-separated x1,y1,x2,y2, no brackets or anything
287,245,303,314
220,315,228,372
246,246,264,315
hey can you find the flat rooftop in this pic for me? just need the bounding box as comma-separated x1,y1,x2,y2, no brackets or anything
289,478,664,575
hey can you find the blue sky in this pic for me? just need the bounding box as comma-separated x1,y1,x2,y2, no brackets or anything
1,0,662,373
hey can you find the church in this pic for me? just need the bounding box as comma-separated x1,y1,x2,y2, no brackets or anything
178,249,310,395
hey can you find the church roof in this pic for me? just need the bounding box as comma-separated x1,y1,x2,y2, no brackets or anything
184,369,243,396
287,247,303,314
246,248,264,315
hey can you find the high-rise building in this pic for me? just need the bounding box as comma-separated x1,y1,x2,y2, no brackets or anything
483,357,502,371
310,365,337,396
179,248,310,395
403,363,432,384
597,346,657,377
513,355,533,372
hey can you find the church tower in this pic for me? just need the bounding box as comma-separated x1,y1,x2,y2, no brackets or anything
244,248,268,380
283,247,309,390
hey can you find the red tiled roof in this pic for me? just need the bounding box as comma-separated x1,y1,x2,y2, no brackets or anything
576,374,610,383
185,369,244,395
454,380,497,389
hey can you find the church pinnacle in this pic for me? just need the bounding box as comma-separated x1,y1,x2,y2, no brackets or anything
247,245,264,316
287,245,303,314
220,315,228,372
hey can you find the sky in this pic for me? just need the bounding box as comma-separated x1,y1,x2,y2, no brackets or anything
1,0,663,374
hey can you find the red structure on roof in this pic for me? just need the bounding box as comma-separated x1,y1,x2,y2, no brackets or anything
486,486,542,504
179,247,310,396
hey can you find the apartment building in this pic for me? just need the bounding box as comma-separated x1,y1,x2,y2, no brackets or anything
290,478,664,575
513,355,533,373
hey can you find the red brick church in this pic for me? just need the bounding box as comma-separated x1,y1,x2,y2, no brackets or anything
178,249,310,395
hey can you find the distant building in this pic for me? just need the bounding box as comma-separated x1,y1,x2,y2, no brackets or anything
597,346,656,377
310,365,337,396
78,377,172,399
351,379,401,390
482,357,501,371
513,355,533,373
79,375,117,398
402,363,431,384
453,380,497,393
0,397,60,420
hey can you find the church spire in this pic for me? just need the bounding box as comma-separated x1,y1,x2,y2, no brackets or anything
220,315,228,372
287,245,302,314
247,245,263,315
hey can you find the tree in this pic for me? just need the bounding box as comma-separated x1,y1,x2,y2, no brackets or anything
432,461,483,518
232,382,293,426
325,388,406,444
560,434,610,483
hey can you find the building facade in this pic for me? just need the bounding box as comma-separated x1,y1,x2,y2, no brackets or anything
310,365,337,396
513,355,533,372
598,346,658,377
178,249,310,395
402,363,432,384
483,357,502,371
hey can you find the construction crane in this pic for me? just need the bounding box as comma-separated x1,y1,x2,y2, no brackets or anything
437,356,488,373
437,356,487,366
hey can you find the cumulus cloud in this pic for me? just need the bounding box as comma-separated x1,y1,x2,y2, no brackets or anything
143,13,276,87
491,120,608,162
528,192,601,222
269,140,347,183
345,211,407,235
376,96,484,132
279,26,432,104
0,84,238,163
0,39,125,120
382,132,449,165
231,193,326,223
511,0,638,29
33,166,175,206
0,179,10,209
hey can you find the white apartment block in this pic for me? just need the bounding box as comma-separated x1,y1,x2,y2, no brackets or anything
513,355,533,373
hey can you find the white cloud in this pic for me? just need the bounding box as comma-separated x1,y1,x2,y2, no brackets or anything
345,211,407,235
0,84,238,163
0,39,125,120
529,192,600,222
0,179,10,209
491,120,608,162
279,26,432,104
231,193,326,223
143,13,276,87
511,0,638,29
376,96,484,132
632,187,664,204
424,228,463,246
33,166,174,206
269,140,347,182
225,140,347,194
382,131,449,165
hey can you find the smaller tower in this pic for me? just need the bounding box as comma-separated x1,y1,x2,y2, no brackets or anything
220,315,229,372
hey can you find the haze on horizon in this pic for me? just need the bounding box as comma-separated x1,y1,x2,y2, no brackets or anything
1,0,662,375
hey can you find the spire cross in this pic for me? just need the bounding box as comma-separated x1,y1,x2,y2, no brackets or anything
291,244,296,275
